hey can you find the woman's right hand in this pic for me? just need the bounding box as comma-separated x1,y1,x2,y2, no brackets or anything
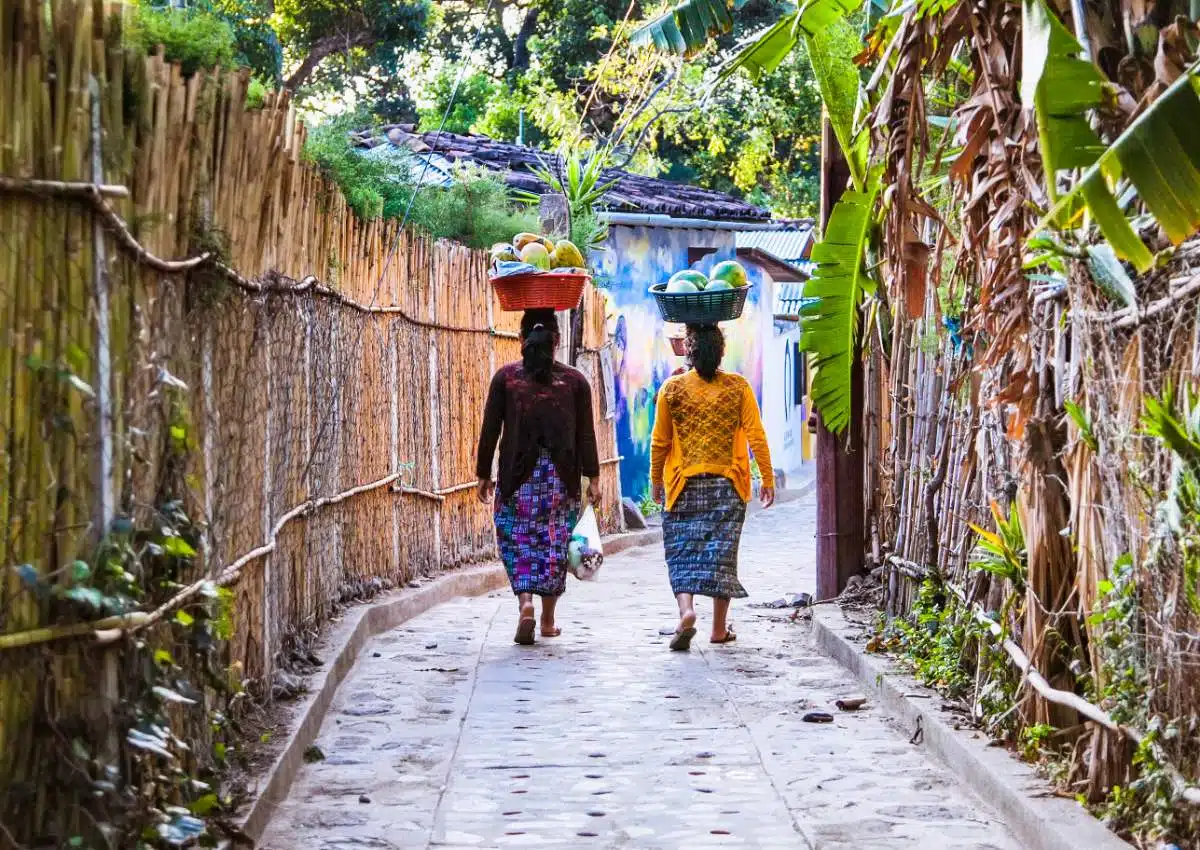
652,483,666,506
476,479,494,505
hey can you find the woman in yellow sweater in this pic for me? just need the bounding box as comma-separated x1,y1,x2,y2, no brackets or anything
650,324,775,651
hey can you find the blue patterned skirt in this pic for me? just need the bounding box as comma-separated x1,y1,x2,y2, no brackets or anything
494,452,581,597
663,475,748,599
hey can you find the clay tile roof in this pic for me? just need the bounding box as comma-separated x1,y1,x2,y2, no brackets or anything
350,127,771,222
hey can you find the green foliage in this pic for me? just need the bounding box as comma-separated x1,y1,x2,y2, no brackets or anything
798,184,879,434
519,147,617,252
1019,723,1055,762
127,1,237,76
1143,384,1200,614
630,0,734,57
638,488,663,518
303,113,538,249
890,580,975,699
418,67,500,135
969,501,1028,591
274,0,429,97
1027,0,1200,276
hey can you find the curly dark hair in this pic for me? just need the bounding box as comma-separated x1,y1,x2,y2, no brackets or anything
685,324,725,381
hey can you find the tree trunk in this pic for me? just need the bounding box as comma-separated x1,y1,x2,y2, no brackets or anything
511,6,541,75
284,31,376,93
815,112,865,600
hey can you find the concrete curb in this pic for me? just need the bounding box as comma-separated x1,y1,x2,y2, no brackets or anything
810,605,1133,850
239,526,664,841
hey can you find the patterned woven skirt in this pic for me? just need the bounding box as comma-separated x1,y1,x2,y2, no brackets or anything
663,474,748,599
494,451,580,597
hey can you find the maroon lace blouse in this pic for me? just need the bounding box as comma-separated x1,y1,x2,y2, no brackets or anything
475,362,601,501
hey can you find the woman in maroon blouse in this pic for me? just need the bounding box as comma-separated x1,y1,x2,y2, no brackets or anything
476,309,601,645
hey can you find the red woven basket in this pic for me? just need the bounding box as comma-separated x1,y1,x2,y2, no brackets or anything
490,271,590,312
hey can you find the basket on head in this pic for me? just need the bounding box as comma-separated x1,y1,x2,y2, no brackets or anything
649,283,751,324
491,272,590,312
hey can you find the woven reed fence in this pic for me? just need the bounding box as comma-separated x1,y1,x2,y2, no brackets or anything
869,237,1200,835
0,1,621,844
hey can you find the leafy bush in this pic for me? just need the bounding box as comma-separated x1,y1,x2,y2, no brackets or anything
127,0,281,82
303,113,538,249
127,2,238,75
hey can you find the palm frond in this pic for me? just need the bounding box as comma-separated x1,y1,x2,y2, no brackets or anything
629,0,734,57
798,185,880,434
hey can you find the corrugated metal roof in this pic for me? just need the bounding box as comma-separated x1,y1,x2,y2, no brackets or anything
735,227,815,264
360,147,456,187
774,281,819,318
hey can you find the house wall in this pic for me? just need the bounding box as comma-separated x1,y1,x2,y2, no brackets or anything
737,261,810,479
592,223,767,503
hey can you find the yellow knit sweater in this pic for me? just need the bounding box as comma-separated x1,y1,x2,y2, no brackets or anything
650,370,775,510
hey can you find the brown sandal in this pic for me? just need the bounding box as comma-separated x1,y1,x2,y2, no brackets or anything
669,627,697,652
710,625,737,644
515,617,536,645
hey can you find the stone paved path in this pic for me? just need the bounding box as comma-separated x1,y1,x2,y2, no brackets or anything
260,494,1020,850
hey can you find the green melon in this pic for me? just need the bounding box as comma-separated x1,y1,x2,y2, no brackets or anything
668,269,709,291
709,260,748,289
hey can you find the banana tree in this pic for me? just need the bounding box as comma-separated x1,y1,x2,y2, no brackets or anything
631,0,877,435
1024,0,1200,274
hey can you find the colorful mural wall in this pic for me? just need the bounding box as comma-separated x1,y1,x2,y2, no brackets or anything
592,224,767,502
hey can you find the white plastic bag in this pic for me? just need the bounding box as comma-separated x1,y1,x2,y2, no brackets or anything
567,505,604,581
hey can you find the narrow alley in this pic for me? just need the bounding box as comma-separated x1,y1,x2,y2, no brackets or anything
259,495,1019,850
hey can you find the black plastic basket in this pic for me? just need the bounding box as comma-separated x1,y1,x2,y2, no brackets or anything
648,283,751,324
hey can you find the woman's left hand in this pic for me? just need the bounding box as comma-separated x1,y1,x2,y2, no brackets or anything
587,478,602,506
760,486,775,509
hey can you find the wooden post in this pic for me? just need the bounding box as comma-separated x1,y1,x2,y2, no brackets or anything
539,193,573,362
814,113,865,601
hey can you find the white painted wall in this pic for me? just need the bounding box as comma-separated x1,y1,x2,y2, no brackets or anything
747,266,808,481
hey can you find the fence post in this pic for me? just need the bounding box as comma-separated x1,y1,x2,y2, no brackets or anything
428,258,442,570
89,73,120,761
539,194,571,361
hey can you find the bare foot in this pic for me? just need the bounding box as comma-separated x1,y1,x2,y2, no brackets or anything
515,602,536,645
540,622,562,637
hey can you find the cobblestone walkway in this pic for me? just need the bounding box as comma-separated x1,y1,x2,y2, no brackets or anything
260,495,1019,849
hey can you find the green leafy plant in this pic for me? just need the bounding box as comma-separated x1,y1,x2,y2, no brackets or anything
969,501,1028,591
518,147,618,252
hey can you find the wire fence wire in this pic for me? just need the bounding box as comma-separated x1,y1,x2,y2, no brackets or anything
0,1,622,842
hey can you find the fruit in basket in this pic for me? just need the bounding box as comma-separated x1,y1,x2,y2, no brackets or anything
520,242,551,270
667,270,708,292
513,232,542,250
709,260,748,289
665,278,700,294
706,280,734,291
550,239,585,269
490,243,520,264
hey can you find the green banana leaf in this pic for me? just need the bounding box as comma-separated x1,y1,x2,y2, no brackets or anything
799,185,881,434
1021,0,1107,203
1041,64,1200,273
715,0,868,188
629,0,735,56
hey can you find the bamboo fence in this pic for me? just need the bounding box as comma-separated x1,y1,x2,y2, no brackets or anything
0,1,622,843
871,233,1200,825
